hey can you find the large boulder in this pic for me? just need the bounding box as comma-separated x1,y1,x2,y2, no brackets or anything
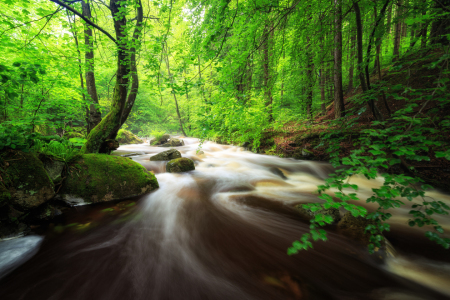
58,154,158,204
151,134,170,146
293,204,340,223
3,151,55,210
116,129,143,145
169,138,185,147
166,158,195,173
150,149,182,161
337,212,378,246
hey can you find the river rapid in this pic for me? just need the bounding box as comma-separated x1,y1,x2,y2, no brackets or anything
1,138,450,300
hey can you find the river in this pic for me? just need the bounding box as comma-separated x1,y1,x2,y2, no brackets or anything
0,138,450,299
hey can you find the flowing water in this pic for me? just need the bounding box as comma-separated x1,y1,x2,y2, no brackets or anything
1,138,450,299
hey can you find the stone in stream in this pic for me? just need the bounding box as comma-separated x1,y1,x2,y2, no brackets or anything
58,154,158,205
150,149,182,161
169,138,184,147
337,212,378,246
293,204,340,223
2,151,55,210
166,158,195,173
116,129,143,145
150,134,170,146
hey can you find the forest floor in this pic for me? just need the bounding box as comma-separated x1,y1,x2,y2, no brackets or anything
261,49,450,192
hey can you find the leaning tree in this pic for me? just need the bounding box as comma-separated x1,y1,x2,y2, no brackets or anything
50,0,143,153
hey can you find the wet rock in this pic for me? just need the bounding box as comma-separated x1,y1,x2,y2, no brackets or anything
30,203,62,221
3,151,55,210
151,134,170,146
116,129,143,145
169,138,185,147
41,159,65,184
301,148,313,157
150,149,182,161
159,143,172,147
166,158,195,173
337,212,378,246
293,204,340,222
269,167,287,179
58,154,158,204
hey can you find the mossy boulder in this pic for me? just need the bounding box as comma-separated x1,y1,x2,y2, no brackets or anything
337,212,379,246
169,138,185,147
166,158,195,173
117,129,143,145
151,134,170,146
3,151,55,210
293,204,340,223
39,157,65,184
59,154,158,204
150,149,182,161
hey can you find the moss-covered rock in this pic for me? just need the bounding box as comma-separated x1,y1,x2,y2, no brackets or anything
166,158,195,173
337,212,379,246
3,151,55,210
150,134,170,146
150,149,182,161
293,204,340,223
169,138,185,147
117,129,143,145
59,154,158,204
64,132,85,139
39,156,65,184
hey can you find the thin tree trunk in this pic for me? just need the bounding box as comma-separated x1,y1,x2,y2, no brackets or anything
66,10,88,133
263,24,273,122
421,9,428,49
320,69,326,114
83,0,130,153
347,33,356,94
164,45,187,136
334,0,345,119
393,0,403,61
81,0,101,133
306,36,313,119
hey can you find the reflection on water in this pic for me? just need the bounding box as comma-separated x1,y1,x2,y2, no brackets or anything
0,138,450,299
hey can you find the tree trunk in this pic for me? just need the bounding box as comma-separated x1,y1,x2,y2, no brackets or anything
320,69,326,114
164,45,187,137
430,0,450,45
66,10,88,133
354,1,384,122
346,33,356,94
393,0,403,61
421,9,428,49
81,0,101,133
82,0,130,153
263,23,273,122
334,0,345,119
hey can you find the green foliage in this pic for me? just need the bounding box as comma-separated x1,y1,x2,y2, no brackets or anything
150,129,166,141
32,139,82,162
289,50,450,255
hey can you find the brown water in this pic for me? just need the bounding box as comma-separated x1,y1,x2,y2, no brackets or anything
1,138,450,300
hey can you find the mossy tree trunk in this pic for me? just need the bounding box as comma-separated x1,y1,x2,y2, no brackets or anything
51,0,144,154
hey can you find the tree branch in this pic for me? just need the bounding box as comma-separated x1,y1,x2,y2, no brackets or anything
49,0,117,43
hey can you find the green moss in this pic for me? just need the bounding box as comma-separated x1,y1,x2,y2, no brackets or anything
117,129,143,145
60,154,158,203
3,150,55,209
166,157,195,173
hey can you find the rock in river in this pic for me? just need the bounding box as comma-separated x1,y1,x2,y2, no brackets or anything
58,154,158,205
166,158,195,173
150,149,182,161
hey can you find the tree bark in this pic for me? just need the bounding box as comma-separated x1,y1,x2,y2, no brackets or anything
164,45,187,137
66,10,88,133
334,0,345,119
393,0,403,62
81,0,101,133
346,33,356,94
263,23,273,122
82,0,130,153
